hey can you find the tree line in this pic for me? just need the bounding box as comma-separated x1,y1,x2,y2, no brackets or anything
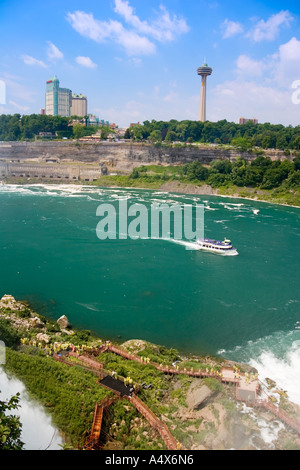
182,156,300,189
2,114,300,151
125,119,300,151
0,114,112,141
131,156,300,191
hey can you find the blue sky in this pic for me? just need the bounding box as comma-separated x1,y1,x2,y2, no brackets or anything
0,0,300,127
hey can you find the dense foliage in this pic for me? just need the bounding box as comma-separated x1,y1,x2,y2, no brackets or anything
0,392,23,450
4,349,112,447
1,114,300,150
0,317,21,347
130,156,300,191
125,119,300,150
0,114,100,141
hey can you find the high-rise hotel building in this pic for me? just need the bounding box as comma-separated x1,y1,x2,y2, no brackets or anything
45,76,72,117
70,93,88,117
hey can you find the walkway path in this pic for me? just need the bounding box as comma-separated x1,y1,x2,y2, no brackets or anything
61,342,300,446
101,343,300,437
126,393,179,450
85,397,118,450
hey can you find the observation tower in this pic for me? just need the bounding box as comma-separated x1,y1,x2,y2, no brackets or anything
197,63,213,122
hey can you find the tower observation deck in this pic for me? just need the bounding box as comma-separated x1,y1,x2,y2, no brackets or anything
197,63,213,122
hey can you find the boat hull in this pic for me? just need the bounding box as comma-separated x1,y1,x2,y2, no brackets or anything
196,246,239,256
196,238,239,256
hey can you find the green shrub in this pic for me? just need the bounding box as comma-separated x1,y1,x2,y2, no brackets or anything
0,318,21,347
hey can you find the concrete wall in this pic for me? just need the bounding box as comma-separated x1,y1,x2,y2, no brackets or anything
0,162,104,182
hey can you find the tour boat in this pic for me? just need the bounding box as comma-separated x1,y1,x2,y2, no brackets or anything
196,238,238,255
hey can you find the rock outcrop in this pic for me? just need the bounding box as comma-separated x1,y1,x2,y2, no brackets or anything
57,315,70,329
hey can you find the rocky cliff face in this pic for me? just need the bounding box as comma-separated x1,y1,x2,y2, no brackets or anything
0,141,288,164
0,141,289,181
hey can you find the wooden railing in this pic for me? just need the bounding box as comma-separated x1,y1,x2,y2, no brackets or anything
127,394,180,450
85,397,119,449
254,399,300,435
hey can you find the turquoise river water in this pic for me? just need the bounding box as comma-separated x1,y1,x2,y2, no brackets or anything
0,183,299,405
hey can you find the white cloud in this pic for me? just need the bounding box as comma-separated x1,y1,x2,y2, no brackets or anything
112,22,156,55
221,19,243,39
279,36,300,62
67,11,156,55
114,0,189,42
274,36,300,86
21,54,47,68
247,10,293,42
67,3,189,56
67,11,112,42
47,42,64,61
236,54,265,77
75,56,97,69
210,79,298,125
209,36,300,126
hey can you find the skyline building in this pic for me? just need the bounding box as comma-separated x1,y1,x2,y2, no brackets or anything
197,62,213,122
70,93,88,117
239,117,258,125
45,76,72,117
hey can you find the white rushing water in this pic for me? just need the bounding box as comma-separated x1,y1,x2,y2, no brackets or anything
220,329,300,407
0,368,63,450
248,340,300,406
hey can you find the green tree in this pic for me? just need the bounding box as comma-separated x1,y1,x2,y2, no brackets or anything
131,125,144,141
276,134,288,150
231,137,252,152
293,156,300,171
285,170,300,187
100,126,113,140
164,130,178,142
251,155,272,169
184,161,208,181
148,130,162,143
124,128,132,139
72,123,85,139
0,392,24,450
210,159,232,174
230,158,249,186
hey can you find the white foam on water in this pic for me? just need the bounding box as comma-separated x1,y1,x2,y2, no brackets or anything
168,239,200,251
220,330,300,406
147,236,200,251
249,341,300,406
240,403,285,449
75,302,101,312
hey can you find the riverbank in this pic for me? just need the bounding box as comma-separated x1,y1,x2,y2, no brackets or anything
2,175,300,209
87,176,300,208
1,294,300,450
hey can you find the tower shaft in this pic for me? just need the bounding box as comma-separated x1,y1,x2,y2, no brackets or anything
199,75,207,122
197,64,212,122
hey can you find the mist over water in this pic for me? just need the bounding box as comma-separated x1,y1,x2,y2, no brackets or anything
0,183,299,405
